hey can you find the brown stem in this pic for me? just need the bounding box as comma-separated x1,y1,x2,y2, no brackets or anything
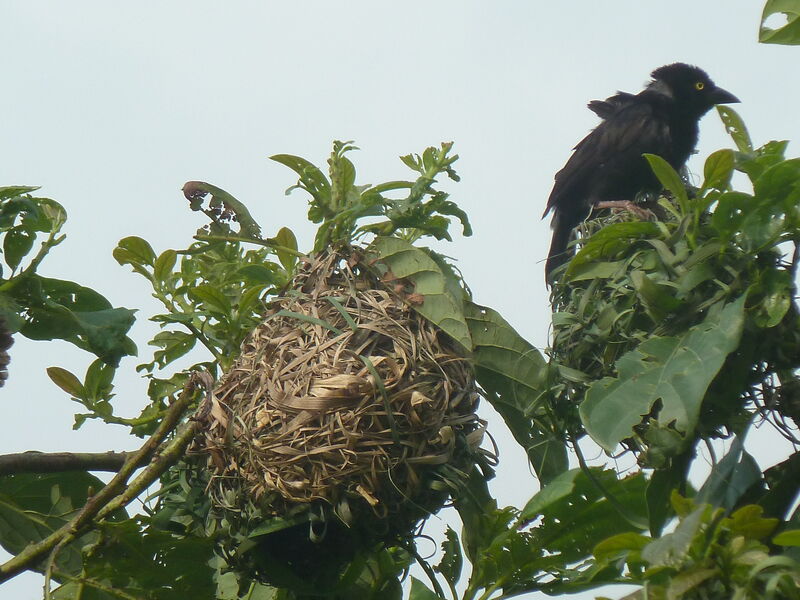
0,451,131,476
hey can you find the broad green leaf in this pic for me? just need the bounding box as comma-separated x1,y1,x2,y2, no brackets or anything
580,295,746,452
701,149,735,191
727,504,778,539
760,0,800,44
12,276,136,366
566,222,661,276
365,236,470,352
270,153,331,207
149,330,196,368
593,532,650,562
644,154,689,207
3,228,35,270
717,105,753,153
409,577,440,600
666,568,719,597
272,226,298,273
646,454,690,536
520,468,648,556
46,366,86,398
630,270,682,323
641,505,708,567
753,268,792,328
736,140,789,183
464,301,566,483
774,530,800,546
0,185,40,199
114,236,156,267
154,249,177,282
189,284,232,315
0,472,126,577
77,519,217,600
84,358,116,402
696,433,761,510
238,264,282,284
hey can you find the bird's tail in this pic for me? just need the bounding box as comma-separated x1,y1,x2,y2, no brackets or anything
545,214,574,284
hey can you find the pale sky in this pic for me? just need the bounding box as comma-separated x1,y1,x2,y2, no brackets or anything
2,3,799,599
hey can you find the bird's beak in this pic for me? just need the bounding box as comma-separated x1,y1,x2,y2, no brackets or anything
710,87,739,104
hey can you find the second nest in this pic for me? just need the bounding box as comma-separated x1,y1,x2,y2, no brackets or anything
198,251,486,531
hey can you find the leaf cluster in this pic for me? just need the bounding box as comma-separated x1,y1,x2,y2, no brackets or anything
274,140,471,252
0,187,136,367
549,108,800,471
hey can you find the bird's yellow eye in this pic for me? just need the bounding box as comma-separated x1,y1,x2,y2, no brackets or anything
695,81,705,90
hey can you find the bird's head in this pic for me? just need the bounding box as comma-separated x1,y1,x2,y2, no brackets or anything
648,63,739,116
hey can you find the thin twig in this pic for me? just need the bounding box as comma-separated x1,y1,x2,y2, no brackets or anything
409,545,449,600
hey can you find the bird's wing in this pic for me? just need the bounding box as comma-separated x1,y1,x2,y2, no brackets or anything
543,100,668,219
587,91,637,119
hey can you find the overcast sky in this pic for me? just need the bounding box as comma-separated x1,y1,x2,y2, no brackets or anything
2,3,799,599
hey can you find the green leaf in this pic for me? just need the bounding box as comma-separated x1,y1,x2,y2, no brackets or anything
3,228,35,270
566,222,661,276
717,105,753,152
520,468,648,556
435,527,462,587
0,472,126,577
773,529,800,546
641,505,708,567
696,432,761,511
580,295,746,452
701,149,735,191
464,301,566,484
270,153,331,208
272,226,298,273
0,185,40,199
238,264,282,284
113,236,156,268
149,331,197,368
365,236,470,352
12,276,136,366
46,366,87,398
630,270,682,323
154,249,177,282
409,577,440,600
78,518,217,599
189,284,232,315
593,532,650,562
84,358,116,403
644,154,689,208
646,455,690,536
183,181,262,238
760,0,800,44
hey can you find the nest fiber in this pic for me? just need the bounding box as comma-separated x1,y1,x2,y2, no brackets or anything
196,251,484,529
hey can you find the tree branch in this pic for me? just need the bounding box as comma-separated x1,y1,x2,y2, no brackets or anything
0,373,210,584
0,451,132,476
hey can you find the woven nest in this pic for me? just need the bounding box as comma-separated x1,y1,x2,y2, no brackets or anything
194,249,486,538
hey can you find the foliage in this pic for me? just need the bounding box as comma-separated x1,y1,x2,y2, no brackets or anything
592,495,800,599
0,187,135,368
761,0,800,45
549,108,800,475
2,11,800,594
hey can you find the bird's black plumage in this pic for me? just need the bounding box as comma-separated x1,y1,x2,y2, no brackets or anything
543,63,739,280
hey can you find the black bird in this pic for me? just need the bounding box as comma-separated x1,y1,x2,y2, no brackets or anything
543,63,739,280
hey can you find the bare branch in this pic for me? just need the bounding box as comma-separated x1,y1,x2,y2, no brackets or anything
0,451,131,476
